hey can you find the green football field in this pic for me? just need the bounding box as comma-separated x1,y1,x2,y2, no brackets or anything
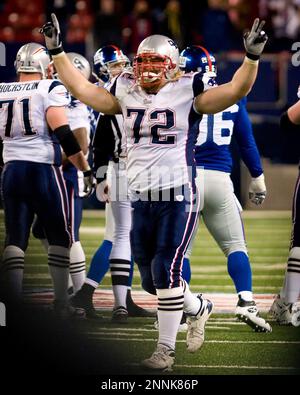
1,210,300,375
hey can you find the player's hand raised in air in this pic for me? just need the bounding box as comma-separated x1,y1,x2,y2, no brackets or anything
244,18,268,59
40,13,63,56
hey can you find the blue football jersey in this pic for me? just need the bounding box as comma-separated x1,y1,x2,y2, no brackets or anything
194,97,263,177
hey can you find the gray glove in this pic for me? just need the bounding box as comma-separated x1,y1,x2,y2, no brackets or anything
249,174,266,205
40,13,63,56
83,170,95,198
244,18,268,59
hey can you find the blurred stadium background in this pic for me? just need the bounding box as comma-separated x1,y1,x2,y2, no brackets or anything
0,0,300,209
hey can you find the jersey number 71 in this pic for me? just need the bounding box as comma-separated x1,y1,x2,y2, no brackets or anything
0,98,36,137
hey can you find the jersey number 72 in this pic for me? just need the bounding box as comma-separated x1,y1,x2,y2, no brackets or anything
126,108,176,145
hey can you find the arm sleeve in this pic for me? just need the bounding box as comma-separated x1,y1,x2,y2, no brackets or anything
45,81,70,109
233,99,263,178
92,114,116,182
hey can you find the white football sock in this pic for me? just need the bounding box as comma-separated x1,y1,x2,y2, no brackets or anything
68,275,73,291
110,259,131,308
183,280,201,315
113,285,128,309
48,245,70,302
85,277,99,289
157,287,184,350
69,241,86,293
282,247,300,303
2,245,24,300
238,291,253,302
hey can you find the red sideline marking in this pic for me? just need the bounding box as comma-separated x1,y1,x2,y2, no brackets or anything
25,290,279,313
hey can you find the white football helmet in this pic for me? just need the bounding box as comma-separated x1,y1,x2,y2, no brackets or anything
134,34,179,90
67,52,91,80
49,52,91,81
15,42,50,79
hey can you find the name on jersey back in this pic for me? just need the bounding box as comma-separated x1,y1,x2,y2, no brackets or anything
0,82,39,93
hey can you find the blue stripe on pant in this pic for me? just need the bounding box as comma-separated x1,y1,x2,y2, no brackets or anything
1,161,72,250
131,184,200,292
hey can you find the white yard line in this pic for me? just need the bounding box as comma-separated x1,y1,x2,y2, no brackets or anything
80,227,105,234
175,364,299,370
85,334,300,345
127,362,299,370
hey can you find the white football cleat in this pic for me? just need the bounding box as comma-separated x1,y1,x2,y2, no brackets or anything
141,344,175,371
269,294,293,324
51,300,86,320
269,294,299,326
291,309,300,327
111,306,128,323
186,295,213,353
236,296,272,332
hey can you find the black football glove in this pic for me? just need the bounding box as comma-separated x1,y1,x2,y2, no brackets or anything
244,18,268,60
40,13,63,56
83,169,96,198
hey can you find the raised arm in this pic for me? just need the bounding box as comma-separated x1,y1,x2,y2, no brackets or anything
287,99,300,125
194,19,268,114
40,14,121,115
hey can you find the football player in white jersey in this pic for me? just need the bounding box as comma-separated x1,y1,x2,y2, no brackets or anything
0,43,93,316
32,52,92,295
71,45,154,321
270,97,300,327
180,45,271,333
41,15,268,371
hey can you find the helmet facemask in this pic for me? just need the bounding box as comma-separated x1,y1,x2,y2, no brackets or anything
133,53,177,91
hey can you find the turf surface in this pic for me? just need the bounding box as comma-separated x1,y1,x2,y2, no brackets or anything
0,210,299,375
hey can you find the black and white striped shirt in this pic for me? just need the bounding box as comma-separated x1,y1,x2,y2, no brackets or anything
92,113,126,183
